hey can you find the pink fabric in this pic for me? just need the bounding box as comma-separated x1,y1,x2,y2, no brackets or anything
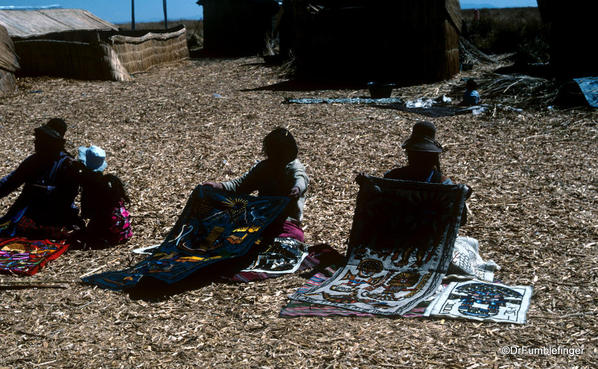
277,220,305,242
105,201,132,244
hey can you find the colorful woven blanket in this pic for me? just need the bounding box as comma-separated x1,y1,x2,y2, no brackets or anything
82,185,288,290
0,237,69,275
290,175,468,316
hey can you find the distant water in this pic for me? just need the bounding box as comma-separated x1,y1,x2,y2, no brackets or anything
0,5,60,10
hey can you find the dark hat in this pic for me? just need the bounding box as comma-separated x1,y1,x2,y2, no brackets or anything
46,118,67,137
401,121,443,153
34,118,67,141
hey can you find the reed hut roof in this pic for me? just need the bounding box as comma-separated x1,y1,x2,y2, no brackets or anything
0,9,118,39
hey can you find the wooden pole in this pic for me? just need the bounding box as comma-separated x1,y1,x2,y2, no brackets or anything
131,0,136,30
163,0,168,29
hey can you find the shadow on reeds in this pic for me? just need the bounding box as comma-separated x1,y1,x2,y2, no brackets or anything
125,243,345,302
125,256,253,302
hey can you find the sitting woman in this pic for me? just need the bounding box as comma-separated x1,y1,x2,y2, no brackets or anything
385,121,452,184
460,78,481,106
76,145,132,248
204,127,309,242
385,120,470,223
0,118,81,239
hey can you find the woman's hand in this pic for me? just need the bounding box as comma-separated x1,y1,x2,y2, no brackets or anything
288,186,301,198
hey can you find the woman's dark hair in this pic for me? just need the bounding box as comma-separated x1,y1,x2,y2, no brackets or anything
262,127,298,164
407,150,443,180
104,174,130,204
466,78,478,90
34,131,65,155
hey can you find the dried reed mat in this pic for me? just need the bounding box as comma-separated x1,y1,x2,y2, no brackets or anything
110,26,189,75
0,55,596,368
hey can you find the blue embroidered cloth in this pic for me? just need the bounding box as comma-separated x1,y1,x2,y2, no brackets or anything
82,185,288,290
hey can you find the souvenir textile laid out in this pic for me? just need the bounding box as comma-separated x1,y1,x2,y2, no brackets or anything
241,237,308,274
424,280,533,324
0,237,69,275
280,265,448,318
447,236,500,282
224,239,343,283
290,175,468,316
285,97,404,105
281,269,374,318
82,185,288,290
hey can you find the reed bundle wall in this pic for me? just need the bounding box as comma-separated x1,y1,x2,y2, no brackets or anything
11,26,188,81
14,39,131,81
110,26,189,74
0,24,18,96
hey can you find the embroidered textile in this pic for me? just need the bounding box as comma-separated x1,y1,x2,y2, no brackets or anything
291,175,468,315
82,185,288,290
424,280,533,324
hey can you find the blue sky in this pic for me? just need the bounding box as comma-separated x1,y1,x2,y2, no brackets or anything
0,0,204,24
0,0,537,24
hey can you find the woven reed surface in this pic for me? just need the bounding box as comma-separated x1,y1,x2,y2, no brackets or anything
14,40,130,81
111,30,189,75
0,57,596,368
0,9,118,39
0,24,18,72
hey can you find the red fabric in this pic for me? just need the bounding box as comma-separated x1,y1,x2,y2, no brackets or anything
0,237,69,275
277,220,305,242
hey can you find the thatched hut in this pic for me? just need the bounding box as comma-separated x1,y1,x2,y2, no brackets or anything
0,24,19,96
280,0,462,83
0,9,189,81
536,0,598,78
197,0,280,55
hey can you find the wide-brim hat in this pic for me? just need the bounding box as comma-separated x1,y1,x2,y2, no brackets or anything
401,121,443,153
78,145,107,173
34,118,67,143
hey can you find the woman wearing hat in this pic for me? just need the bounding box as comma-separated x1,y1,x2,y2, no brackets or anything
385,121,452,183
385,121,470,223
0,118,82,238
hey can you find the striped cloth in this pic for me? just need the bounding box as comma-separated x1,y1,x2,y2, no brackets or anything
0,237,69,275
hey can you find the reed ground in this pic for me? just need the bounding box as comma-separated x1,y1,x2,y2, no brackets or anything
0,10,596,369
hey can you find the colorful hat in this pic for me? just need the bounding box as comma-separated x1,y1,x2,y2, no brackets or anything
78,145,107,173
